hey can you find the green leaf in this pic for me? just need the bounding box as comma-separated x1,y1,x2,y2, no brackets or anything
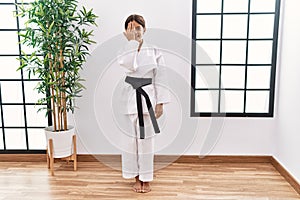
48,21,55,34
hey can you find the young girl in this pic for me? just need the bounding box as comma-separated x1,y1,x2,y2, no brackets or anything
118,14,170,193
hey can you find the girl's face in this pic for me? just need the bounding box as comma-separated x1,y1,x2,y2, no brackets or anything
128,20,145,42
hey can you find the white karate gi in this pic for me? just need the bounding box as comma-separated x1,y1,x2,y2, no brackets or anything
118,40,171,182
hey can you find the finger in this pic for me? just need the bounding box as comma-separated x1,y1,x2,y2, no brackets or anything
127,22,131,32
127,22,131,31
131,22,134,32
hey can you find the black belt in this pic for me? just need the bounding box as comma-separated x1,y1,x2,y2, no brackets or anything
125,76,160,139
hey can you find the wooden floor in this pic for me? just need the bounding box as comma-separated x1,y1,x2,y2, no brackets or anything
0,161,299,200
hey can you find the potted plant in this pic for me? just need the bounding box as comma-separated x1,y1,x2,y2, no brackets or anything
16,0,97,174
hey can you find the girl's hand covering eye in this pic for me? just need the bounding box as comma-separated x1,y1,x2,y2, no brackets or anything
123,22,136,41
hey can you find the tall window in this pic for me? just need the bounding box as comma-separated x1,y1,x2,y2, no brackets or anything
191,0,281,117
0,1,47,153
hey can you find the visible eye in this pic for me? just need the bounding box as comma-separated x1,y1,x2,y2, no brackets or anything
135,26,143,31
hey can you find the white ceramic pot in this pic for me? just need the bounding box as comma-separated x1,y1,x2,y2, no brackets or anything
45,125,75,158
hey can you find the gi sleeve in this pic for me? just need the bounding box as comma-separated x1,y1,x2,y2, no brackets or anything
117,40,140,72
153,48,171,105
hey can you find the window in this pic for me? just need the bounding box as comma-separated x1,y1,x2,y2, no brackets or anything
0,1,47,153
191,0,281,117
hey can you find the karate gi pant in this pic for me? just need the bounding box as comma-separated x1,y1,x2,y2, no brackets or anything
121,113,155,182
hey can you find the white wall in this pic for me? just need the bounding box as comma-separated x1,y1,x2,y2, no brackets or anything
274,0,300,183
73,0,275,156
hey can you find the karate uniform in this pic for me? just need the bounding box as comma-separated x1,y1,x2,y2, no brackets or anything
118,40,170,182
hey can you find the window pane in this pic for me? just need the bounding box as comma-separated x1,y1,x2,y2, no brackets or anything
197,0,222,13
197,15,221,38
26,105,47,127
221,66,245,88
249,14,275,38
5,128,27,149
0,129,3,150
248,41,273,64
250,0,276,12
223,15,248,38
246,91,269,113
0,81,23,103
247,66,271,89
0,56,21,79
0,5,16,29
0,31,19,54
28,128,46,150
223,0,249,13
2,105,24,126
220,90,244,113
196,65,219,89
195,90,219,112
24,81,45,103
196,41,220,64
222,41,246,64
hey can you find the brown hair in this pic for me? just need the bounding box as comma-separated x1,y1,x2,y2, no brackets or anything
124,14,146,30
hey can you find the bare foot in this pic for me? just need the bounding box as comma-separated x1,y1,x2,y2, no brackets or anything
142,182,151,193
133,176,142,193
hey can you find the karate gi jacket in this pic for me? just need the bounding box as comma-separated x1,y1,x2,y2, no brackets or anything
118,40,171,115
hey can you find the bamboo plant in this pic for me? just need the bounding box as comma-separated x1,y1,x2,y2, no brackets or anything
16,0,97,132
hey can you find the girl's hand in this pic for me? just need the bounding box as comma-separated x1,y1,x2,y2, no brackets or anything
155,104,163,119
123,22,136,41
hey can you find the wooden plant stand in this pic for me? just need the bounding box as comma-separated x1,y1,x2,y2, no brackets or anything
46,135,77,176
